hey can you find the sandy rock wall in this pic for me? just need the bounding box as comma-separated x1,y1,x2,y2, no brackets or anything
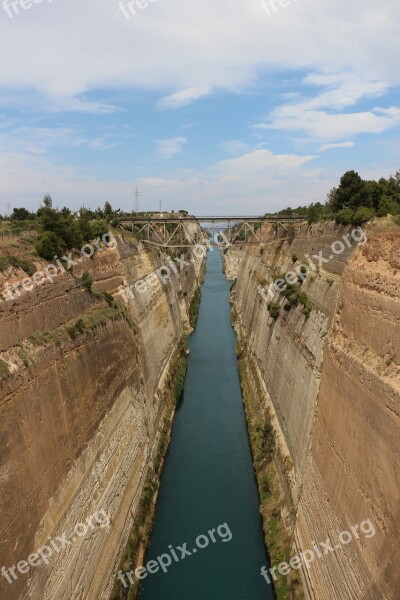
225,223,400,600
0,234,203,600
225,223,355,496
297,230,400,600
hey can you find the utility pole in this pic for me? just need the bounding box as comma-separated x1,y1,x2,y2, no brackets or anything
159,198,162,214
134,187,140,214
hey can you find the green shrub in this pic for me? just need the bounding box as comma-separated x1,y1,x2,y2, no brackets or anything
267,302,280,319
66,325,79,339
36,231,66,260
0,255,36,275
17,346,29,367
75,319,86,333
81,272,93,293
174,357,187,402
261,475,271,499
335,208,354,225
291,253,298,263
103,292,116,307
0,359,10,380
262,423,276,463
189,287,201,328
377,195,399,217
352,206,375,226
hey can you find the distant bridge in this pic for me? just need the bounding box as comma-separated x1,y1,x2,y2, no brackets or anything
118,215,306,247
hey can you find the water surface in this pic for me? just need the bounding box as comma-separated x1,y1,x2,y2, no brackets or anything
139,250,273,600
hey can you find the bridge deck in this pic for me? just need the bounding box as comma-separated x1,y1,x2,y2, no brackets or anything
119,216,306,223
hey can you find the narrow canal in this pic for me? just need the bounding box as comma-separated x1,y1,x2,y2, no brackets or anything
139,249,273,600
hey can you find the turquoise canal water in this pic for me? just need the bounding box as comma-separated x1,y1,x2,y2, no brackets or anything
138,250,273,600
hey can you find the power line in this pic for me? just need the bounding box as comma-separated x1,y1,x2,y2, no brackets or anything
134,187,140,213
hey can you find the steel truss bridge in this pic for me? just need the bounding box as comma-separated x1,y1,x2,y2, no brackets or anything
118,216,306,247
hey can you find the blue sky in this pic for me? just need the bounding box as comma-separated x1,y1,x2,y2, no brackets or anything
0,0,399,215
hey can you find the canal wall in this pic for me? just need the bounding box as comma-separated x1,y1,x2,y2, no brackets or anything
224,221,400,600
0,232,204,600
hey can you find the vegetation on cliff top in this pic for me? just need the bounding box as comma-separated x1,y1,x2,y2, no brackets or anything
2,168,399,255
271,169,400,225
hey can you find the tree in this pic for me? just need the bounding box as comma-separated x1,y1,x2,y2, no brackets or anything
377,195,399,217
11,207,31,221
43,194,53,208
35,231,66,260
104,201,113,217
333,171,369,211
326,187,338,209
307,204,320,224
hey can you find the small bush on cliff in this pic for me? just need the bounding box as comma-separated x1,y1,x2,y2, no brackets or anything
189,288,201,328
260,474,271,500
262,423,276,463
352,206,376,226
81,271,93,293
0,359,10,380
174,357,187,402
280,284,313,317
267,302,280,319
0,255,36,276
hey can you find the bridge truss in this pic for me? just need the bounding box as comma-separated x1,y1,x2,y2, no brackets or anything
118,216,306,247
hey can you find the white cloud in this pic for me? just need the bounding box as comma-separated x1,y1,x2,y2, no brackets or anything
0,127,77,155
0,147,324,214
0,0,399,107
87,137,118,150
254,74,400,141
221,140,250,155
319,141,354,151
156,136,187,159
139,149,321,212
157,87,211,110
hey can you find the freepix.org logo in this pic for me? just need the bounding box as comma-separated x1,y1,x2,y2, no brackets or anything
2,510,110,584
2,0,55,19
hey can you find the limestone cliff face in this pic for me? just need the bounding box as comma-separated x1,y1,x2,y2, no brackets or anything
0,234,203,600
225,223,400,600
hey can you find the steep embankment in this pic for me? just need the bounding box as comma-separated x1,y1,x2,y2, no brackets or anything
225,222,400,600
0,232,203,600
